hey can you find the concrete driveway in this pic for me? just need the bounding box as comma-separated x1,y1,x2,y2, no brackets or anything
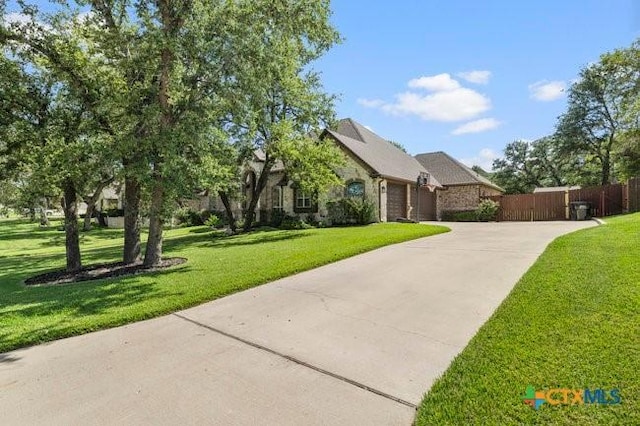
0,221,595,425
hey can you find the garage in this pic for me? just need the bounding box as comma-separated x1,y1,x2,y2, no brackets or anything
386,183,407,221
411,187,437,221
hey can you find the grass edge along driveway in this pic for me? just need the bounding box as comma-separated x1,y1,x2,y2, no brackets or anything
0,221,448,353
416,213,639,425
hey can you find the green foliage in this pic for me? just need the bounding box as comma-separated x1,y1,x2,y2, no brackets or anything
440,210,478,222
274,130,345,195
388,140,408,153
279,214,314,230
492,137,580,194
204,214,220,229
475,199,499,221
326,198,376,225
441,201,499,222
173,207,205,227
555,39,640,185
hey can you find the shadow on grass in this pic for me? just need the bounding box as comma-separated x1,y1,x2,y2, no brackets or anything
5,267,187,312
163,228,310,251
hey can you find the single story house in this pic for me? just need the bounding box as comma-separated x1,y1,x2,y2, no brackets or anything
414,151,504,219
211,118,443,223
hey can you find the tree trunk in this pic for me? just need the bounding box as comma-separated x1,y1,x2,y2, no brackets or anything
142,0,178,266
242,161,273,232
218,190,237,232
143,166,164,267
62,179,82,272
83,203,95,232
83,176,114,231
601,154,611,185
123,172,142,264
38,198,50,226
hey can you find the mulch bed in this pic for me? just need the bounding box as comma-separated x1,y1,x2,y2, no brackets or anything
24,257,187,286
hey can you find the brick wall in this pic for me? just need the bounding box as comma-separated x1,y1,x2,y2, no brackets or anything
436,184,502,219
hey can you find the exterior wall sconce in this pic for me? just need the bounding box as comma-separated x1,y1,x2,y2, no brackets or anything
381,185,386,194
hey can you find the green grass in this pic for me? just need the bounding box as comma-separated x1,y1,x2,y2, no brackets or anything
416,213,640,425
0,219,448,353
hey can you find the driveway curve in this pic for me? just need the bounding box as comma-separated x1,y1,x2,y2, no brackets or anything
0,221,595,425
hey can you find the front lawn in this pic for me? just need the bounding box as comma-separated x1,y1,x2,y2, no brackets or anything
416,213,640,425
0,220,448,353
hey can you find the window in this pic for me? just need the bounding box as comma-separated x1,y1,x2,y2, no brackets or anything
272,187,283,210
296,191,312,209
346,180,365,198
293,189,317,213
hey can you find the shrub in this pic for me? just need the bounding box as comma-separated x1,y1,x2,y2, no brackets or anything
174,207,204,227
204,214,220,228
279,214,313,230
269,209,287,227
441,210,477,222
326,198,376,226
475,199,499,222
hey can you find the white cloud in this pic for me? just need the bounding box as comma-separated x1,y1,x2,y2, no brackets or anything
383,88,491,122
357,98,385,108
457,70,491,84
452,118,501,135
359,73,496,123
459,148,499,171
408,73,461,91
529,80,566,101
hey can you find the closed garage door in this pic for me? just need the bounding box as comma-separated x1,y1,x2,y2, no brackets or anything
387,183,406,221
411,187,437,221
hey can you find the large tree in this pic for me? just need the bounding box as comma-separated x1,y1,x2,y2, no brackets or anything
492,137,579,194
222,1,342,232
556,40,640,185
3,0,342,268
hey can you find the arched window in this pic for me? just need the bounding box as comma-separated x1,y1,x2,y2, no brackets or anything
345,180,365,198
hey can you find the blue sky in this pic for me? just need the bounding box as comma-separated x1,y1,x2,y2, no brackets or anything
5,1,638,170
316,0,640,169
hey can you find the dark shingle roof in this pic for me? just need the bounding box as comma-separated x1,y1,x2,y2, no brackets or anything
326,118,442,186
414,151,503,191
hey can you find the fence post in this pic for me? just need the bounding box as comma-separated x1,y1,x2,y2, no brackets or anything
564,190,570,220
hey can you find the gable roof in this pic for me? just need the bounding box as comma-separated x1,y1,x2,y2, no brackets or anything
414,151,504,192
325,118,442,186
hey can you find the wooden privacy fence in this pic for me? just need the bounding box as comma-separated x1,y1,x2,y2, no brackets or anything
484,179,640,221
569,184,624,217
629,177,640,213
484,192,566,221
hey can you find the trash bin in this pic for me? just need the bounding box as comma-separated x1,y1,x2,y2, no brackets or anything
570,201,591,220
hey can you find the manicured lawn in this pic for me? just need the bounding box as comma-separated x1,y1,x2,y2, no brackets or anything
0,219,448,353
416,213,640,425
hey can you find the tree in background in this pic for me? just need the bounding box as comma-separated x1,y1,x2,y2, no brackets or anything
492,137,580,194
555,39,640,185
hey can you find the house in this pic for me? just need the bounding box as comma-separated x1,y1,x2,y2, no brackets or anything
322,119,442,222
414,151,504,219
212,118,443,223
